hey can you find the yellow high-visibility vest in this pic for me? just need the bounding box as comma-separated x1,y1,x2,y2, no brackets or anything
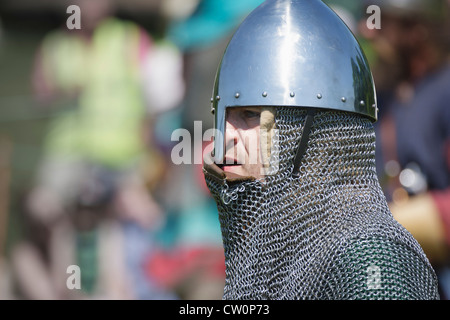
40,18,148,169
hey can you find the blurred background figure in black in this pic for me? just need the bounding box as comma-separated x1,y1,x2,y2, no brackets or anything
359,0,450,299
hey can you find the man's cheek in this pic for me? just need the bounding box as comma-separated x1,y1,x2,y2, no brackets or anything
243,135,260,165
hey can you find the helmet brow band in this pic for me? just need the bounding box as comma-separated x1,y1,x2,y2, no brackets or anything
292,109,317,176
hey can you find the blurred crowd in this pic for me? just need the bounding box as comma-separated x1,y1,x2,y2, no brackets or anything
0,0,449,300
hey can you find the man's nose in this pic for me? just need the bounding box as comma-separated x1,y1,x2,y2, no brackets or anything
225,120,239,148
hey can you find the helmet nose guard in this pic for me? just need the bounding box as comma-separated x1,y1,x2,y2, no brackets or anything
210,0,378,162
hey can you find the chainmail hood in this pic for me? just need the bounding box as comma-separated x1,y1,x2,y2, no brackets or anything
203,108,439,300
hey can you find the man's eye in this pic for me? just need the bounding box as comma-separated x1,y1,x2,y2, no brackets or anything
243,110,261,119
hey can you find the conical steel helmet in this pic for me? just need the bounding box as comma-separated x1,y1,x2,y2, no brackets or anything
210,0,378,162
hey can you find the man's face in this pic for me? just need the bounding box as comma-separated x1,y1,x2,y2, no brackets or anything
222,107,264,179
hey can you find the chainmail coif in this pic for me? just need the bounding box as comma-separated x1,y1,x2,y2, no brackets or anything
204,108,439,300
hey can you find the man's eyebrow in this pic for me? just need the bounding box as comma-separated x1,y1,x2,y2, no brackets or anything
243,107,262,113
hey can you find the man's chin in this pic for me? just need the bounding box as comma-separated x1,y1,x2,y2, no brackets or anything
223,165,263,180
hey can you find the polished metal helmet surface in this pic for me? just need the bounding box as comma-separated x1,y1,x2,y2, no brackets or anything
211,0,377,162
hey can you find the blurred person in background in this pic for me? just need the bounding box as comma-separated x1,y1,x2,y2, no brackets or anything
360,0,450,299
10,0,183,299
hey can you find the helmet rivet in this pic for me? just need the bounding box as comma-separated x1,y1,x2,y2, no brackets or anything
360,100,365,106
235,93,240,99
216,95,221,101
373,104,379,113
211,107,215,115
290,92,295,98
317,93,322,99
210,97,214,103
341,97,347,102
262,91,268,97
